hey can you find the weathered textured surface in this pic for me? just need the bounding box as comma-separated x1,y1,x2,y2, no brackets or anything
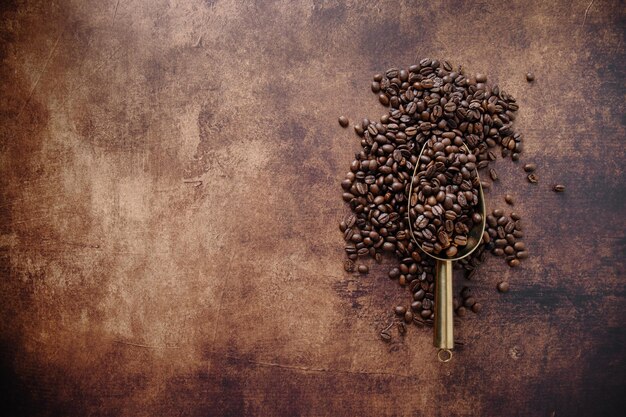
1,0,624,416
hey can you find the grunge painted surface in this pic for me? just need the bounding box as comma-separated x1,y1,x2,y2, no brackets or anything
0,1,624,416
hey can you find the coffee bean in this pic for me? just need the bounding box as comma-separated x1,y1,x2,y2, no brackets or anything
358,264,369,274
505,194,514,205
456,306,467,317
380,331,391,342
395,306,406,315
553,184,565,192
464,297,476,308
497,281,510,293
471,303,482,313
404,310,414,323
526,72,535,82
508,259,520,267
527,173,538,184
523,163,536,172
489,169,498,181
379,94,389,105
397,322,407,335
338,116,349,127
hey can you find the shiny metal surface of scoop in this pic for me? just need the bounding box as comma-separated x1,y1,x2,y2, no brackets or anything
407,141,486,362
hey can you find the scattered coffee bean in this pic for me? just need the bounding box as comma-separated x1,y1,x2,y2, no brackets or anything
553,184,565,192
404,310,414,323
497,281,510,293
464,297,476,308
526,72,535,82
527,173,538,184
358,264,369,274
380,331,391,342
490,169,498,181
505,194,514,205
471,303,482,313
395,306,406,315
523,163,536,172
338,116,349,127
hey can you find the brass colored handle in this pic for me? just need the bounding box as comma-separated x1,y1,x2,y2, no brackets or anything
434,259,454,359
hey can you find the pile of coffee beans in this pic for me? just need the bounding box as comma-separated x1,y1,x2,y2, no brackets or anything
408,137,482,258
339,59,531,335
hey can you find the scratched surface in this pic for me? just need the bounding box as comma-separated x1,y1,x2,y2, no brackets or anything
0,0,625,416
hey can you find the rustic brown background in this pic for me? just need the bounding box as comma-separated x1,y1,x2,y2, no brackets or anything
1,0,625,416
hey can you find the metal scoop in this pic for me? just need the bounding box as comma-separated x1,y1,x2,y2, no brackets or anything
407,142,486,362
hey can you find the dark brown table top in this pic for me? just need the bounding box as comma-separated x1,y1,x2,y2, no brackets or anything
1,1,624,416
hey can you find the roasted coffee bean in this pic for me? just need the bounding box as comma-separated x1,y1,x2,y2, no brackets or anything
414,289,425,300
553,184,565,192
404,310,414,323
471,303,482,313
338,116,349,127
463,297,476,308
526,72,535,82
505,194,514,205
508,259,520,267
395,306,406,315
358,264,369,274
489,169,498,181
527,173,538,184
398,322,407,335
523,163,536,172
497,281,510,293
380,331,391,342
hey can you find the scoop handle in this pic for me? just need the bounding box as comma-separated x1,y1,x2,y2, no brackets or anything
434,259,454,360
